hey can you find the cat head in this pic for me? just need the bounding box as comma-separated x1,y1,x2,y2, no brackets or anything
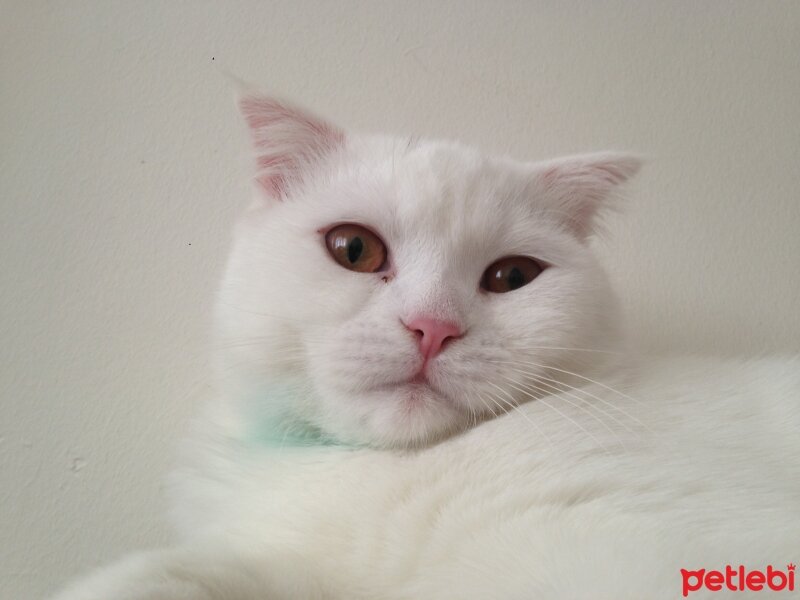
216,93,639,448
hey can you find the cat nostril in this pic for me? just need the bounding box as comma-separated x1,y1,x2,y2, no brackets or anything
404,317,464,360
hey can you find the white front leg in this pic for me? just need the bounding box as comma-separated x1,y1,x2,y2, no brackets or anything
50,544,325,600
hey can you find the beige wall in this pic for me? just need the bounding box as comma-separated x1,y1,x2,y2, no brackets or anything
2,1,799,597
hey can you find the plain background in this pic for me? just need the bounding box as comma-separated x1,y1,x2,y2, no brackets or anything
2,1,799,598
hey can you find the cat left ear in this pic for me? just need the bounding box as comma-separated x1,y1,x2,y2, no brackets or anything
238,93,345,200
535,152,642,239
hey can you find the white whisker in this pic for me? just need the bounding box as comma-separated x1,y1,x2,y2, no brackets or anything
508,346,623,355
490,358,646,408
483,381,554,450
509,377,629,450
528,372,651,433
497,374,612,455
494,363,649,433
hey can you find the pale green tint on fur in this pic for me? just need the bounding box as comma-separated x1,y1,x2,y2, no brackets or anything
242,379,352,449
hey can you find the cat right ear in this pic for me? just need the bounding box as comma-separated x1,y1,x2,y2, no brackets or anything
534,152,642,240
238,93,345,200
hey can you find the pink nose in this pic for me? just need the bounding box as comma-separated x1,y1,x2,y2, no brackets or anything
405,317,463,360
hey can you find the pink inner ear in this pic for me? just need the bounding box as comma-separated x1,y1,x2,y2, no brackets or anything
254,155,292,198
239,96,344,199
240,97,338,138
537,153,641,239
541,166,561,186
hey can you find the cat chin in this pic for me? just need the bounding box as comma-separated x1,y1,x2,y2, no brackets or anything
320,382,470,448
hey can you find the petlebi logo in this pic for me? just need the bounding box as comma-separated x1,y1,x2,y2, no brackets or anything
681,564,795,597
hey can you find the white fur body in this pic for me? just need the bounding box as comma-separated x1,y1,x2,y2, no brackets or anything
54,356,800,600
52,95,800,600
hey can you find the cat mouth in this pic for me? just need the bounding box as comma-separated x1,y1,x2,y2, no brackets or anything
355,368,457,408
386,376,456,407
376,370,434,391
373,377,431,394
409,371,429,385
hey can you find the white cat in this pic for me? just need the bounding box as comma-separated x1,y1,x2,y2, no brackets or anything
53,94,800,600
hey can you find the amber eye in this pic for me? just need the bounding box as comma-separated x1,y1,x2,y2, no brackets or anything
325,224,387,273
481,256,544,293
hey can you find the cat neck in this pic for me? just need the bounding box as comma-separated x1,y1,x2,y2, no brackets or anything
238,377,355,449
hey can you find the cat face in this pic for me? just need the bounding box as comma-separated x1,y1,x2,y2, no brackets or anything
217,95,639,448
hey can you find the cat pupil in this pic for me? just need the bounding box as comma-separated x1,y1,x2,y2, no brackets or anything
348,237,364,263
508,267,524,290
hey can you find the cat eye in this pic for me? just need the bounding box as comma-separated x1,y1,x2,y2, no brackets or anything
481,256,543,293
325,224,388,273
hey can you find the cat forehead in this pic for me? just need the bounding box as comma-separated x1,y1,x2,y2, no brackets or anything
277,136,566,265
337,136,538,223
365,136,522,188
